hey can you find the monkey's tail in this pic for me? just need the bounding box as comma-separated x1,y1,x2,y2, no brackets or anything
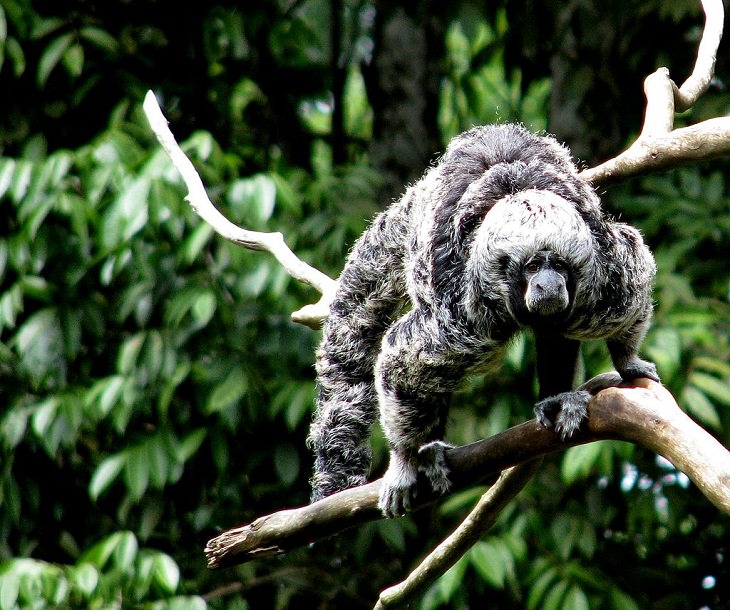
307,207,408,502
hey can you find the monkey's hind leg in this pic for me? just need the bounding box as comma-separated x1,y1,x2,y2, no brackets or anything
375,311,468,517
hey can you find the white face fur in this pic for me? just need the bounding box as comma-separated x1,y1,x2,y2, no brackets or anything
473,190,596,267
464,190,599,323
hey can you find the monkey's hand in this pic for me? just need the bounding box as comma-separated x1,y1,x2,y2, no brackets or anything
617,358,660,383
534,390,591,439
378,442,453,517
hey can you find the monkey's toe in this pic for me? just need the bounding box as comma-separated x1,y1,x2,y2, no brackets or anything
378,463,418,518
534,397,559,428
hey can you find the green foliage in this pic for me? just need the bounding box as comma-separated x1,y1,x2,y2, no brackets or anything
0,532,200,609
0,1,728,608
439,10,551,141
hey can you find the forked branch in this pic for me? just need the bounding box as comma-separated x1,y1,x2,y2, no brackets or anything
204,378,730,570
581,0,727,184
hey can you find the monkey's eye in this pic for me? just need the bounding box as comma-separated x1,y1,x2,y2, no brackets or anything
526,262,539,274
552,261,564,272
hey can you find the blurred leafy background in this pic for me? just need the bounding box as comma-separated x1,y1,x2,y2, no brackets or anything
0,0,729,608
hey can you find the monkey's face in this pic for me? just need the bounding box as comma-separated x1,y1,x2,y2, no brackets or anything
521,251,573,320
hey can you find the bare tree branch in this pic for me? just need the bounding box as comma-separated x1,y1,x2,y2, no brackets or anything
579,117,730,184
581,0,726,185
373,461,541,610
204,377,730,569
142,91,337,327
675,0,724,111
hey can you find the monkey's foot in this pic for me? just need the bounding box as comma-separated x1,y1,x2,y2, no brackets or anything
418,440,453,496
618,358,660,383
378,442,453,517
534,390,591,439
378,458,418,518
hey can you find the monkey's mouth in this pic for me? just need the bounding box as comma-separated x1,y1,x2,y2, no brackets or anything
525,294,570,317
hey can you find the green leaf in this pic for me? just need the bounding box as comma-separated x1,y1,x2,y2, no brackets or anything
689,372,730,407
79,533,121,569
206,369,247,413
112,532,139,573
227,173,277,226
101,177,150,251
191,290,216,327
152,554,180,594
124,445,150,501
609,588,640,610
0,406,30,450
561,442,604,484
0,282,22,330
0,572,20,610
61,43,83,77
147,436,170,488
681,385,721,430
469,540,506,589
10,158,31,203
37,32,73,86
79,26,119,53
30,397,60,440
98,375,126,418
178,428,207,462
13,307,64,384
0,158,15,199
117,333,145,374
89,453,126,501
70,563,98,598
543,578,569,610
562,585,590,610
181,223,214,265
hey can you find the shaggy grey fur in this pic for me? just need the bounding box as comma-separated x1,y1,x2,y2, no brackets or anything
307,124,658,516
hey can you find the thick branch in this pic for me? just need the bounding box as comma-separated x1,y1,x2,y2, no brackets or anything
579,117,730,184
205,377,730,569
142,91,337,327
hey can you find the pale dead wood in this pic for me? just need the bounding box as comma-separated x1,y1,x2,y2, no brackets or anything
142,91,337,327
581,0,726,185
204,377,730,570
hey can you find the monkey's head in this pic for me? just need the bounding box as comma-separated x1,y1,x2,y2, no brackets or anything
465,189,599,329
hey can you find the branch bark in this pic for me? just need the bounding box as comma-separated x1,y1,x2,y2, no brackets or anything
581,0,725,185
204,377,730,569
142,91,337,328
